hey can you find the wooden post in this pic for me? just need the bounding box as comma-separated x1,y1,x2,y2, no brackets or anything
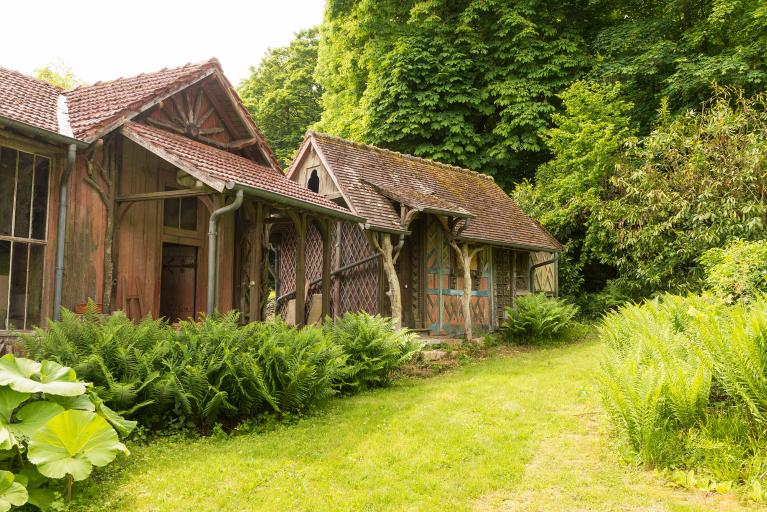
251,202,265,322
367,231,403,330
333,221,342,318
291,212,307,328
511,250,517,303
321,219,332,319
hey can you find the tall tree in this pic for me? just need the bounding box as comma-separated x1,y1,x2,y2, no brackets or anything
591,0,767,130
316,0,593,189
34,61,84,90
239,28,323,168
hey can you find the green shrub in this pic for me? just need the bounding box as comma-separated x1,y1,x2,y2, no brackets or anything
21,308,417,434
0,354,133,508
597,293,767,486
700,239,767,303
324,312,421,392
500,294,579,343
249,320,347,412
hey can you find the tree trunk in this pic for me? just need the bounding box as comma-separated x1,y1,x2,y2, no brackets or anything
380,234,402,330
449,242,481,342
460,244,473,341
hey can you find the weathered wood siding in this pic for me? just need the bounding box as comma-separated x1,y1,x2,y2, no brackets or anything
424,216,493,335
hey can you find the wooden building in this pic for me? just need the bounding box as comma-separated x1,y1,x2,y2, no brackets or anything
0,59,362,347
276,133,562,337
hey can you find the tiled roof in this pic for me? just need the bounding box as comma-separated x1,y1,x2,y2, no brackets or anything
303,132,561,251
0,67,61,134
121,122,359,221
65,60,218,141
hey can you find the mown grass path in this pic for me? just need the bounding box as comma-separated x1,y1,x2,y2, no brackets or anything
74,340,760,511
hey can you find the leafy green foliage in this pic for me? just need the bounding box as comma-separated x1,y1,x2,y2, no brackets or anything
33,61,85,90
238,28,323,167
590,0,767,131
500,294,579,343
700,239,767,303
514,81,636,295
0,471,27,512
21,308,173,422
22,309,417,434
596,90,767,294
28,410,128,482
324,312,421,391
598,293,767,483
316,0,591,187
0,354,132,509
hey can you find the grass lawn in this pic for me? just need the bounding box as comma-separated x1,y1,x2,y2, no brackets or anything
72,339,760,511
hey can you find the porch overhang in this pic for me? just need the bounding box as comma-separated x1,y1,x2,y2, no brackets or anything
120,122,364,223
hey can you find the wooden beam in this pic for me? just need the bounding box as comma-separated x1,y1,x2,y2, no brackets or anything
288,212,307,328
321,219,332,319
251,202,265,322
116,189,212,203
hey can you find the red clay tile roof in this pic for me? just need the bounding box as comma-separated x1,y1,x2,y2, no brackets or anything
121,122,359,221
301,132,561,251
65,60,218,141
0,67,61,134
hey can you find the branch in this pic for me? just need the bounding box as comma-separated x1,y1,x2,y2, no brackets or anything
402,208,419,230
365,230,383,255
84,175,109,207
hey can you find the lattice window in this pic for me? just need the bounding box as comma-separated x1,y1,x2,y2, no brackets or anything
276,221,380,322
0,146,50,331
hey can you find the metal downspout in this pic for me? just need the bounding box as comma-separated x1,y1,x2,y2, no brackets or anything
529,252,560,295
206,188,244,315
53,144,77,321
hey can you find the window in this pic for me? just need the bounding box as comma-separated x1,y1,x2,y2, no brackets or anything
0,146,50,331
514,251,529,291
307,168,320,193
163,189,198,231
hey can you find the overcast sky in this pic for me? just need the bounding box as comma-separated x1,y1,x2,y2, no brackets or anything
2,0,325,87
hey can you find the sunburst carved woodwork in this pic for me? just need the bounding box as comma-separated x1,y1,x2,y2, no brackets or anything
147,89,225,140
147,88,259,152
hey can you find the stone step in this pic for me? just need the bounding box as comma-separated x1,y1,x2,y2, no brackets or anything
420,349,448,362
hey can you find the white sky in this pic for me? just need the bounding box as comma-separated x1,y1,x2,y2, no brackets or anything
1,0,326,87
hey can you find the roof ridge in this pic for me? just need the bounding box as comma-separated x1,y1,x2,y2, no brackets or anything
307,131,495,182
63,58,219,93
0,65,63,92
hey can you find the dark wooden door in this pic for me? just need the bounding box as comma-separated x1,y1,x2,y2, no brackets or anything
160,243,197,322
399,218,425,329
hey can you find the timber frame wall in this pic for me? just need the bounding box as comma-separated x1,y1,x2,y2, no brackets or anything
276,211,558,335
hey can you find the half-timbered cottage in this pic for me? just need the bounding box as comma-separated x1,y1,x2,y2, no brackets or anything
276,132,562,338
0,59,362,347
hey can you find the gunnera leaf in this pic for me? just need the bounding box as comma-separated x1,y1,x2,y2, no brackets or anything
0,470,28,511
27,410,129,481
0,356,86,397
0,388,30,450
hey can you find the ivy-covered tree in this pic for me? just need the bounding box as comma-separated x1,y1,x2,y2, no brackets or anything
239,28,323,168
316,0,593,188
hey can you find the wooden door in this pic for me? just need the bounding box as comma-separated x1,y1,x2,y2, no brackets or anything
399,218,425,329
160,243,197,322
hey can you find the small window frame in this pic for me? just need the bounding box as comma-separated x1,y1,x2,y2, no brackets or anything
0,144,52,332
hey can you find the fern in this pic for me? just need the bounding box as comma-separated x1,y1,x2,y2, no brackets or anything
501,294,579,343
324,312,421,392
